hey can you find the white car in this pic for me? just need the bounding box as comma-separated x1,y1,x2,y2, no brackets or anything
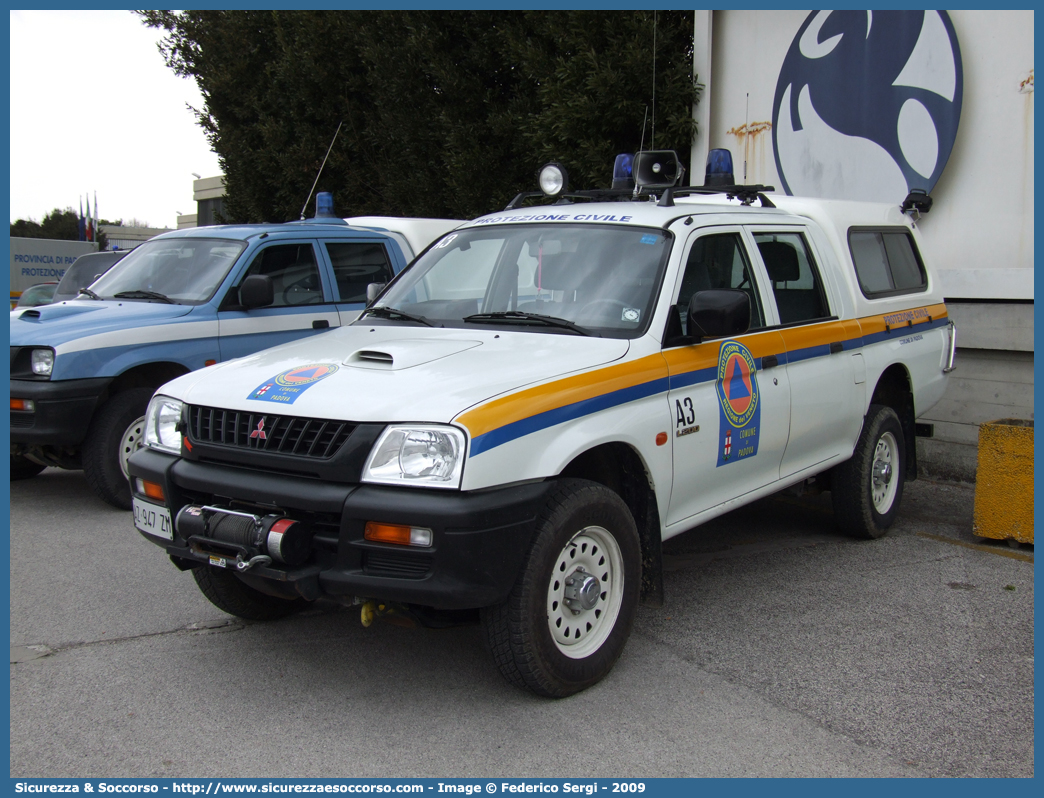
128,151,955,697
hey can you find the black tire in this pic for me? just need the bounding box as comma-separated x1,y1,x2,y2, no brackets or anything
482,479,641,697
831,404,906,539
10,455,46,481
192,565,310,621
82,387,154,510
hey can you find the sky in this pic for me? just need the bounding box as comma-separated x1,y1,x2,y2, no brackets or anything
9,10,223,230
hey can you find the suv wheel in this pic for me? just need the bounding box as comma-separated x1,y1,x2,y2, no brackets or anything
832,404,906,539
482,480,640,697
82,387,154,510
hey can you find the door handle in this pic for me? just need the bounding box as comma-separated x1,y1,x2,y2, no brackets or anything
761,354,779,369
312,319,330,329
829,341,844,354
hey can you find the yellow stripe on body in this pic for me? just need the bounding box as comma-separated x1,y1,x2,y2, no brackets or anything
460,302,948,446
858,302,948,338
458,352,669,440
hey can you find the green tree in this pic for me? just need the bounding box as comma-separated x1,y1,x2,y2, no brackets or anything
10,208,109,250
138,10,700,221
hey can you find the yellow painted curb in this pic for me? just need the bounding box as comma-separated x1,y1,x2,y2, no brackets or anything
973,419,1034,544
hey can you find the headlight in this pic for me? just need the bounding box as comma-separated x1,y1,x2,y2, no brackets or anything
362,425,466,489
30,348,54,376
143,395,184,455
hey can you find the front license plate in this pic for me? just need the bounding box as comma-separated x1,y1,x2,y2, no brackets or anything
133,497,173,541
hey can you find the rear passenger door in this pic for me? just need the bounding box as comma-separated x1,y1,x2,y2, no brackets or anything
748,228,863,478
217,240,340,361
321,240,401,325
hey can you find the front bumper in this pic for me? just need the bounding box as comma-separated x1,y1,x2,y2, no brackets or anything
127,447,552,610
10,377,113,445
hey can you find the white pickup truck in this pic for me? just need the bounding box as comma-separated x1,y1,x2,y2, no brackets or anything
128,151,955,697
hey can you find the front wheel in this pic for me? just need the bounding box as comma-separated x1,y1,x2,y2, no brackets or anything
482,480,640,697
82,387,154,510
831,404,906,539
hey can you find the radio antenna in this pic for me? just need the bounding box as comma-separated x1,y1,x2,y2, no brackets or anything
651,11,657,149
299,120,343,220
638,106,649,154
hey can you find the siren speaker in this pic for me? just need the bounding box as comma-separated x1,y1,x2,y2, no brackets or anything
633,150,682,189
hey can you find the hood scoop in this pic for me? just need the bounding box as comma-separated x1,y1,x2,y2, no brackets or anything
355,350,395,365
15,302,105,322
344,338,482,370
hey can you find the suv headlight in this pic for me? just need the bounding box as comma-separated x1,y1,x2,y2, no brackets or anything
362,425,466,489
30,348,54,376
143,395,184,455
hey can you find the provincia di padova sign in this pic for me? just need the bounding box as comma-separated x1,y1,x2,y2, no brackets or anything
772,10,963,203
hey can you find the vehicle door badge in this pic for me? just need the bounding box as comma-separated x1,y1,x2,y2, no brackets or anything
715,340,761,467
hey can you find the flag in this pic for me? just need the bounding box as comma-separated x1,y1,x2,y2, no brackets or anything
78,197,86,241
86,196,94,242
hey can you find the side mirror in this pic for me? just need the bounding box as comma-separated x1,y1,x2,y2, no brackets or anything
365,282,386,304
240,274,274,309
688,289,750,341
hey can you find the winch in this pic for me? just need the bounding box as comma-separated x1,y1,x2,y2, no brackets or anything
175,505,314,571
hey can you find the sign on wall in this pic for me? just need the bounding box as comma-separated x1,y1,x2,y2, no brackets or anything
772,10,963,203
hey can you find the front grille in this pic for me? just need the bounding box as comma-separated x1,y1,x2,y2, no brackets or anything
363,550,432,579
188,405,355,459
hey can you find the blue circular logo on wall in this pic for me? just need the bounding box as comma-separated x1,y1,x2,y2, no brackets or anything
772,11,963,203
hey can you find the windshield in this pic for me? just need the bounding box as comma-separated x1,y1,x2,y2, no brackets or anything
371,223,671,338
89,238,246,304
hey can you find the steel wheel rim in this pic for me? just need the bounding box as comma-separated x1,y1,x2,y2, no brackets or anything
119,416,146,480
871,431,899,513
546,525,624,659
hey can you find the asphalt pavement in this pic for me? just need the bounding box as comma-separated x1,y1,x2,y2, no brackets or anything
9,469,1034,778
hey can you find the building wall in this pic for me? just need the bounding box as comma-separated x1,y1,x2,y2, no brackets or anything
99,224,173,251
703,10,1034,481
8,238,96,300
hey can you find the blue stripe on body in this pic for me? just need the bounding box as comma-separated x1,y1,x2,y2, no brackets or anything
861,316,949,347
470,376,670,456
468,317,950,457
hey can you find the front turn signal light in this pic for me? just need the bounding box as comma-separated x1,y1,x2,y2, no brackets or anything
364,522,432,547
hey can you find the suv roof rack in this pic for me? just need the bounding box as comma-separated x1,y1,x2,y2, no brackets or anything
504,184,776,211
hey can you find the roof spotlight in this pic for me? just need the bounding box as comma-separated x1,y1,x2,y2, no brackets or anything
538,162,568,197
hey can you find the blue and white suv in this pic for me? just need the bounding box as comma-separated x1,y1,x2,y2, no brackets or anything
10,210,458,507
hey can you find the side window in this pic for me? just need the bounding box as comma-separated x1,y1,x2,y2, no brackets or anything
848,228,927,297
324,242,394,303
752,232,831,325
240,244,324,307
677,233,765,334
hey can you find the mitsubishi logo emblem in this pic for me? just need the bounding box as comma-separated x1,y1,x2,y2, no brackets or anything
249,418,268,441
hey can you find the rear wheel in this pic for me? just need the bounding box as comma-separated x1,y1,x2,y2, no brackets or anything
832,404,906,539
10,455,46,481
192,566,311,621
482,480,640,697
82,387,153,510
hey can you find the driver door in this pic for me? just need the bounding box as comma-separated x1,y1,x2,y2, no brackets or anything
218,241,340,361
664,228,792,527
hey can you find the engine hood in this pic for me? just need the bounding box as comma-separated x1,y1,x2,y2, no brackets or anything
161,324,630,425
10,300,195,347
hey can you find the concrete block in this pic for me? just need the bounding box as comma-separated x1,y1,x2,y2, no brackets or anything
972,419,1034,543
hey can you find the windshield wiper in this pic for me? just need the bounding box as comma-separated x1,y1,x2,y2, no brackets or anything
112,290,175,304
463,311,592,336
77,288,102,301
362,306,437,327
